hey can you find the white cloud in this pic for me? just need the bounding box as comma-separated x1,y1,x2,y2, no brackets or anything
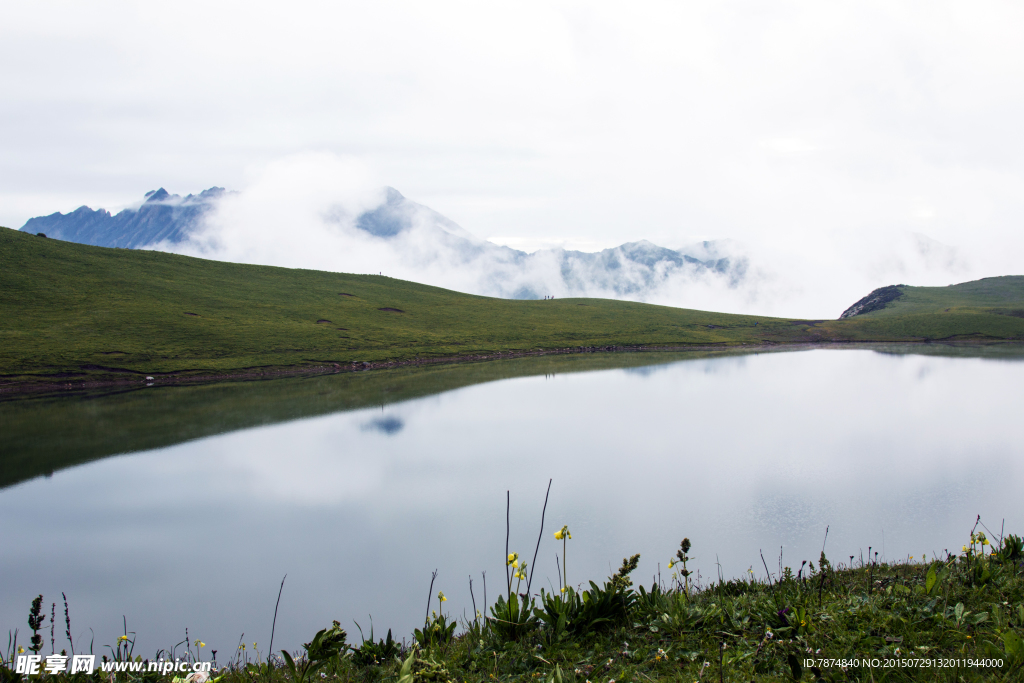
3,1,1023,315
147,152,994,318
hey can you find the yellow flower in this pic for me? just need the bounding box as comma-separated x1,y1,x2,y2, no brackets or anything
239,645,246,651
18,646,25,654
118,635,129,642
668,561,675,569
982,538,989,546
512,560,519,568
196,641,205,648
560,587,567,593
438,591,447,602
962,545,968,552
554,530,563,540
555,525,571,540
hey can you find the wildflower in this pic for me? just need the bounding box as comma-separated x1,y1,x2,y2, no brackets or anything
963,545,968,552
239,644,245,650
668,561,675,568
195,640,205,648
982,537,989,546
438,591,447,603
507,552,518,565
560,586,567,593
18,646,24,654
765,630,773,639
118,635,129,642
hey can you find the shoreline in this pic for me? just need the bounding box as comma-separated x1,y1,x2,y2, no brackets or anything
0,337,1015,398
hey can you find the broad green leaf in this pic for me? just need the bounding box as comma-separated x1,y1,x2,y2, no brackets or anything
1004,631,1023,656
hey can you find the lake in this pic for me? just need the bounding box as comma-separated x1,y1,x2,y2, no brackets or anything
1,344,1021,659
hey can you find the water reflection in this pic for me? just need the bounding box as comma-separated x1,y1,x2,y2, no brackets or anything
362,416,405,435
1,345,1022,658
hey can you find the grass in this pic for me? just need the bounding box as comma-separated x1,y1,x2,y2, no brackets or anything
3,227,1023,390
4,521,1022,681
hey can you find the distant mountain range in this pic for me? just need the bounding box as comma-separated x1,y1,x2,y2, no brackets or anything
20,187,746,300
22,187,227,249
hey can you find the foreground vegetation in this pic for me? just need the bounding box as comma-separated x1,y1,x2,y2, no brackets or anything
4,520,1022,682
2,227,1023,390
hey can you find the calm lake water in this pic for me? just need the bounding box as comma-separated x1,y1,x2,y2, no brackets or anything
1,345,1022,658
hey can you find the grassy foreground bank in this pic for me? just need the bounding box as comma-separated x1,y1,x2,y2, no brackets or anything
3,524,1022,682
2,227,1024,390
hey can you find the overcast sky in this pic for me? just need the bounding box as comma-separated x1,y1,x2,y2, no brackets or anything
3,1,1024,313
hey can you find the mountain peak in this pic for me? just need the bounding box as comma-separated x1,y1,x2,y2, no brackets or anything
144,188,171,203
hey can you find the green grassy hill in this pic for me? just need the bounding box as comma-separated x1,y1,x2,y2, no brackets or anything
2,226,1023,390
821,277,1024,341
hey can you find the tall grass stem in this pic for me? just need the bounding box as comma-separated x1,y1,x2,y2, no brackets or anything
526,479,552,596
268,574,286,667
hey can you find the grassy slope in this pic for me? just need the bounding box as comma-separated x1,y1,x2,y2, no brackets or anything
2,227,1023,386
0,228,808,383
817,277,1024,341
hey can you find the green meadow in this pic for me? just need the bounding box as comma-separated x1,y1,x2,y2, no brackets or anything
1,226,1023,390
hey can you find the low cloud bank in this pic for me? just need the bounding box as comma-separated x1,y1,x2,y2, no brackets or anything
156,154,1006,319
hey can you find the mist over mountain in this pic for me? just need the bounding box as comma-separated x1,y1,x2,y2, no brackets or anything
21,186,747,302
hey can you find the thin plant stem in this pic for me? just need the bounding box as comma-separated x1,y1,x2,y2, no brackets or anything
62,593,73,656
505,491,510,595
267,574,286,667
424,570,438,629
526,478,552,596
562,535,567,591
469,576,477,626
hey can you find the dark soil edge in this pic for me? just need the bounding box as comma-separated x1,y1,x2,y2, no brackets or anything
1,338,1013,399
